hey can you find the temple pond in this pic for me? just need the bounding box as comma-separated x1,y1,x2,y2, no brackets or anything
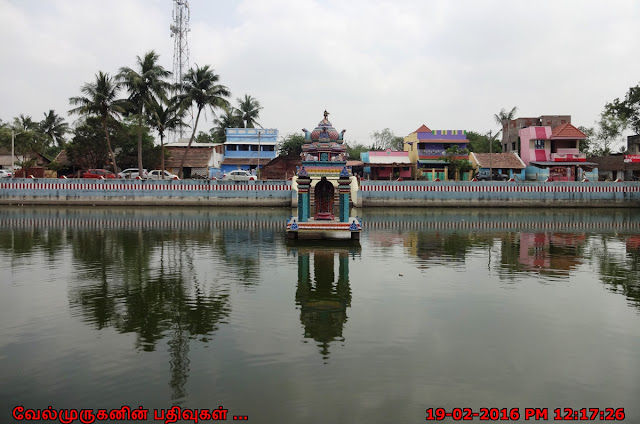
1,206,639,423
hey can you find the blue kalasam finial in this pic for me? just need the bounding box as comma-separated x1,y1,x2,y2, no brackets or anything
302,128,311,140
340,166,350,178
298,166,309,177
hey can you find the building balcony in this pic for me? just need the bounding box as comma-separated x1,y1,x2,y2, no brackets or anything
551,152,586,162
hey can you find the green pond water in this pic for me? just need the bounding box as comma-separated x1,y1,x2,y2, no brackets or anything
1,206,639,423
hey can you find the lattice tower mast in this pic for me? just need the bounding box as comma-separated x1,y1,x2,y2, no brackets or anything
170,0,191,140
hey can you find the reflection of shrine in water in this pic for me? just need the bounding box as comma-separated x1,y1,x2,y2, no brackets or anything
288,242,360,360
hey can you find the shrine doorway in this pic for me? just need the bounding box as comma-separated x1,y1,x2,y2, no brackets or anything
314,177,335,220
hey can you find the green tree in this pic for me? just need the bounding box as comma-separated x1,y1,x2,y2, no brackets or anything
118,51,171,175
278,133,305,157
66,116,112,170
578,126,595,155
211,105,243,143
147,96,187,178
467,130,502,153
69,71,126,172
236,94,262,128
494,106,518,147
579,113,625,156
9,115,49,167
177,65,231,178
345,142,369,160
439,144,472,181
604,83,640,135
194,131,214,144
40,110,69,148
371,128,404,150
114,117,161,170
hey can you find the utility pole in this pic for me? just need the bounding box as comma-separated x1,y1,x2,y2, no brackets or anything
11,130,19,175
257,130,262,179
488,130,493,180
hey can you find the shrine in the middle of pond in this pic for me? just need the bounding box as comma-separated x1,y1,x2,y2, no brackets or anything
286,111,362,239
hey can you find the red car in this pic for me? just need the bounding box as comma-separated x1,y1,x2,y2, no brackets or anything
81,169,117,179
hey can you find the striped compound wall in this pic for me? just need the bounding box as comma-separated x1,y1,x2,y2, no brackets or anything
3,179,640,208
0,179,293,206
359,181,640,207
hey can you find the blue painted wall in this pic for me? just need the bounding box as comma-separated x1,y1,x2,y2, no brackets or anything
223,128,279,174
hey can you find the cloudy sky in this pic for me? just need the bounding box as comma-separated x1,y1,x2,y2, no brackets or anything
1,0,639,145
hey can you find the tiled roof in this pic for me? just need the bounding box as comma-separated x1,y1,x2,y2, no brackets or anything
413,124,431,134
368,156,412,165
587,155,640,171
551,123,586,139
165,146,213,167
55,150,70,166
471,152,526,169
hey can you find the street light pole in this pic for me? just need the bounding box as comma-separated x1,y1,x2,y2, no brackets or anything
11,130,18,175
257,130,261,179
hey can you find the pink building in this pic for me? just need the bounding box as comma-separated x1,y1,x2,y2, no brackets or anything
367,149,414,180
519,123,597,181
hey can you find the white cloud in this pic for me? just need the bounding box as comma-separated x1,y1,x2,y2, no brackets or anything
0,0,639,143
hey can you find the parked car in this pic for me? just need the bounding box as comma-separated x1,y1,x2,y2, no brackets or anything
222,170,257,181
118,168,148,179
476,170,509,181
81,169,117,179
0,169,12,178
148,170,180,180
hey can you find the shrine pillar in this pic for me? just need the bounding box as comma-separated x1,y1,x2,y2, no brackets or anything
297,174,311,222
338,168,351,222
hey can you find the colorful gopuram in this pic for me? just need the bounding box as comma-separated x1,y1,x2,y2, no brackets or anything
286,111,362,240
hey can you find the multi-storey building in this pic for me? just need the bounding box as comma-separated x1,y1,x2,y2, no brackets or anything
404,125,470,180
502,115,597,181
221,128,278,175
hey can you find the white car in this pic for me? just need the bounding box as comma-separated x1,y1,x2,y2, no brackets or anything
0,169,12,178
118,168,148,179
222,170,257,181
148,170,180,180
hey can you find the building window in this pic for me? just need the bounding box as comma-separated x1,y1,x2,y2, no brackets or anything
250,145,258,151
263,145,275,151
239,145,249,151
227,145,237,151
512,142,516,151
534,140,545,149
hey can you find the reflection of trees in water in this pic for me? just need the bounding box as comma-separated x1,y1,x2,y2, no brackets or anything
414,231,495,265
293,247,357,361
65,227,231,400
0,227,66,263
591,235,640,311
211,228,274,288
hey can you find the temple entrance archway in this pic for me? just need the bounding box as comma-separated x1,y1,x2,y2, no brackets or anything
314,177,335,220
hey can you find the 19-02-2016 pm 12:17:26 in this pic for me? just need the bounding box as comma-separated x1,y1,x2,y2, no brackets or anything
426,407,626,421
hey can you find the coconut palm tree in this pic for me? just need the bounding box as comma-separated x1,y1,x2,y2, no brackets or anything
494,106,518,150
176,65,231,178
69,71,126,172
236,94,262,129
211,105,243,143
147,96,188,178
118,51,171,175
10,115,48,166
41,110,69,147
